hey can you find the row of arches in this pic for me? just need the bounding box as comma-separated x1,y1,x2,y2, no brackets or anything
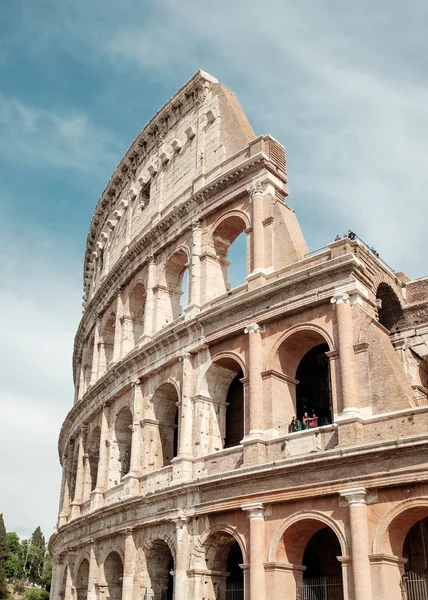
62,508,428,600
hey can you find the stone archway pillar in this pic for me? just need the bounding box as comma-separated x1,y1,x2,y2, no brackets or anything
87,542,99,600
59,446,74,526
126,380,143,494
189,221,202,312
142,255,156,341
340,487,373,600
244,323,264,437
122,529,137,600
174,516,189,600
91,404,110,509
264,562,304,600
91,319,101,385
331,293,359,416
247,181,265,274
369,554,407,600
70,427,87,519
242,502,266,600
51,555,66,600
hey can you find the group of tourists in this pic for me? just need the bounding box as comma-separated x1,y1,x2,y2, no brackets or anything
288,413,331,433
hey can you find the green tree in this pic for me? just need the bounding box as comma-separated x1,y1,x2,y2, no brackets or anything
5,533,23,579
25,528,46,585
0,514,9,598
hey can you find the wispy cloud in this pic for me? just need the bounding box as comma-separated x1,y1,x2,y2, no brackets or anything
0,92,120,173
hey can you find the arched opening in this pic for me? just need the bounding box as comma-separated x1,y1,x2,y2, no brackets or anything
75,559,89,600
129,282,146,345
301,528,344,597
276,519,344,600
202,357,245,452
104,552,123,600
277,330,333,430
296,344,332,426
145,540,174,600
115,407,132,479
402,517,428,598
100,311,116,371
209,215,247,300
225,371,244,448
403,517,428,573
161,249,189,325
376,283,404,332
204,532,244,600
88,427,101,492
152,383,179,467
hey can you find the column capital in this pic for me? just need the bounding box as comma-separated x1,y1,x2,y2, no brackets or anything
247,180,264,199
130,379,141,387
241,501,265,519
244,322,264,335
331,292,350,306
147,253,155,264
339,486,367,506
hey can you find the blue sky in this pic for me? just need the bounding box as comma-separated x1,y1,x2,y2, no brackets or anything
0,0,427,539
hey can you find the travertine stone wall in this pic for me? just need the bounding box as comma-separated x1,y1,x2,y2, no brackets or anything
51,71,428,600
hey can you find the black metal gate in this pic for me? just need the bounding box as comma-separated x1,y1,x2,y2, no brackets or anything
297,576,344,600
402,572,428,600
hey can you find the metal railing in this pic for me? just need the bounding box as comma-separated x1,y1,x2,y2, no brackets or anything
402,571,428,600
226,582,244,600
297,576,344,600
143,590,169,600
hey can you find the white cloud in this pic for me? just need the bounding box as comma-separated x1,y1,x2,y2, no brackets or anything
0,93,120,173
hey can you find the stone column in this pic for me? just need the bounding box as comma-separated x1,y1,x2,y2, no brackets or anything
50,555,66,600
120,315,134,357
91,319,101,385
174,516,190,600
247,181,265,273
91,404,110,509
244,323,264,437
126,380,143,494
58,446,73,527
241,502,266,600
178,352,193,458
87,542,98,600
142,255,156,340
70,427,87,519
331,293,359,415
189,221,202,312
113,290,123,363
122,529,137,600
340,487,373,600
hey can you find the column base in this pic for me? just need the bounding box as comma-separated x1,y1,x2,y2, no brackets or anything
171,456,193,482
90,489,105,510
246,269,271,290
69,501,81,519
241,435,267,464
122,473,141,496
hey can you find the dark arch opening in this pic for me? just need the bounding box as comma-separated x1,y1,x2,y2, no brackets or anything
146,540,174,600
296,344,332,426
75,559,89,600
302,528,344,599
104,552,123,600
403,517,428,573
226,542,244,597
376,283,404,332
225,370,244,448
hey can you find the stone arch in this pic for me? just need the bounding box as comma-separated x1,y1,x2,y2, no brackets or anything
376,282,404,332
114,406,133,480
204,211,249,301
158,247,190,326
75,558,90,600
268,510,348,563
128,280,146,346
267,325,335,428
194,525,247,600
373,497,428,556
103,551,124,600
150,382,180,467
99,307,117,375
197,354,245,452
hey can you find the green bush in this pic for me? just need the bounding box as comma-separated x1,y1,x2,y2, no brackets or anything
24,590,49,600
13,583,25,595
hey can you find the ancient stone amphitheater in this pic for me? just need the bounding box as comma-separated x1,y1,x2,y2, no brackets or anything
50,71,428,600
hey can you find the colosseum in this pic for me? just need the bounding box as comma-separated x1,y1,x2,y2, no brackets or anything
49,71,428,600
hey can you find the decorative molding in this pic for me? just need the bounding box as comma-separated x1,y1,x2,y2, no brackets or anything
246,180,264,199
244,322,264,334
330,293,350,306
339,486,367,506
241,501,265,519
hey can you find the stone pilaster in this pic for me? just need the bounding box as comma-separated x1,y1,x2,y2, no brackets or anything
142,255,156,341
331,292,359,416
91,319,101,385
70,427,87,519
126,380,143,494
113,290,123,363
87,542,98,600
241,502,266,600
188,220,202,313
340,487,373,600
91,404,110,509
122,529,137,600
248,181,265,274
58,446,73,527
174,516,190,600
244,323,265,438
